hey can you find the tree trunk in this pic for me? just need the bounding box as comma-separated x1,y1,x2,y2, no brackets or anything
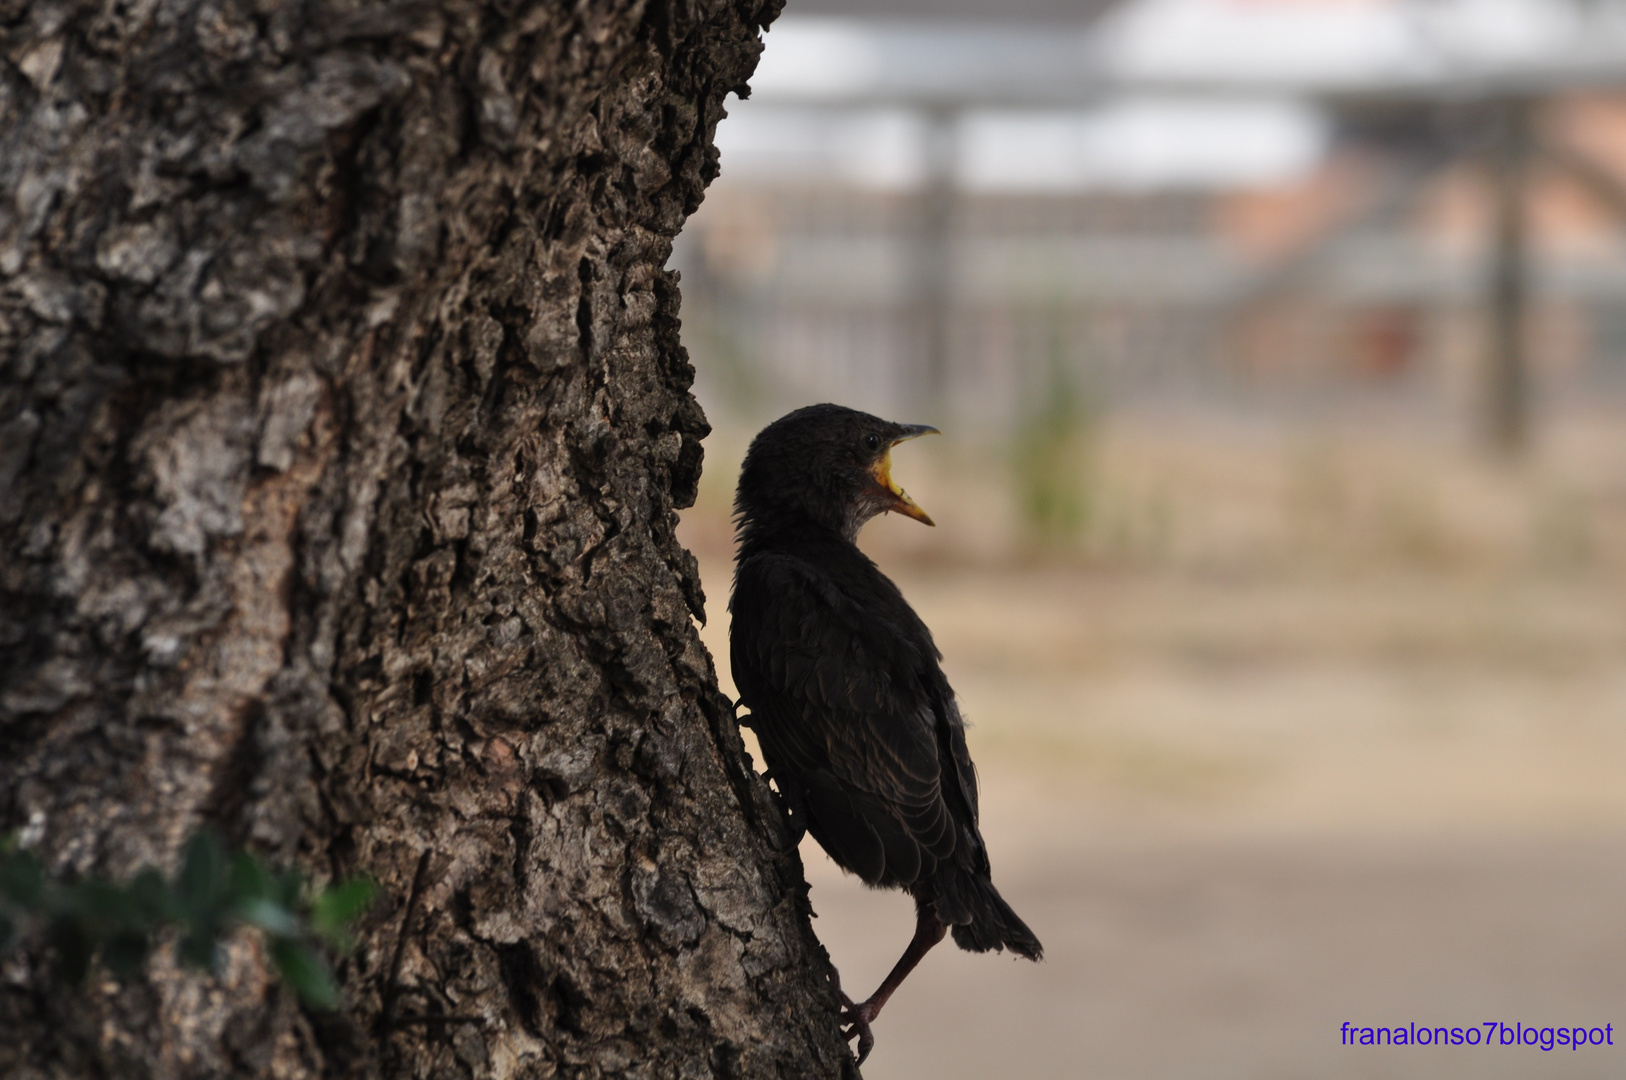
0,2,856,1077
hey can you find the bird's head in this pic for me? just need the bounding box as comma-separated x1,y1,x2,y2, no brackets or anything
735,404,939,544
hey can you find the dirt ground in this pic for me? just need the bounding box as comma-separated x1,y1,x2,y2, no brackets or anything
679,409,1626,1079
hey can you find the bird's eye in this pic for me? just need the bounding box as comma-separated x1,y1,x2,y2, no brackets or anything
863,433,881,452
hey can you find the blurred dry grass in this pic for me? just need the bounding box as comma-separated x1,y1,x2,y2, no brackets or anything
677,405,1626,1079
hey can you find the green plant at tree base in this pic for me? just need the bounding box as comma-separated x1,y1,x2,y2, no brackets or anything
1013,352,1094,549
0,830,374,1009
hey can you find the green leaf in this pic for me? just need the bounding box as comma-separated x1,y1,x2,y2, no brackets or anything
270,869,303,911
0,848,46,909
175,832,227,916
126,868,172,924
102,930,151,976
176,928,219,971
228,851,272,907
237,897,300,938
2,830,379,1011
64,878,129,922
269,938,340,1010
310,879,376,948
48,916,93,985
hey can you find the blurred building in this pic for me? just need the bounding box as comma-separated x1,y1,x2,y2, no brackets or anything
675,0,1626,441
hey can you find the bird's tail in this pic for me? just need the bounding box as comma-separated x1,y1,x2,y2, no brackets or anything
937,872,1043,960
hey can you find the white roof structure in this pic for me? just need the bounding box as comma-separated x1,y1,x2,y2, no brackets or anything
750,0,1626,105
716,0,1626,193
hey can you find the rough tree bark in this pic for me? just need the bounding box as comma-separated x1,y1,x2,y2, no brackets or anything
0,1,858,1077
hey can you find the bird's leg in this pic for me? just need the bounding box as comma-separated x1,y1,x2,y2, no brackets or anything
838,909,947,1065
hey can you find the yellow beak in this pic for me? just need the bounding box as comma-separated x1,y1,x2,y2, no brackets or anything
871,425,938,526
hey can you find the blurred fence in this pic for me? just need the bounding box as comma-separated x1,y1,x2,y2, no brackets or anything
670,5,1626,442
675,166,1626,436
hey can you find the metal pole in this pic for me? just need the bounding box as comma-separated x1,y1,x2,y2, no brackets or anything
916,106,957,415
1487,98,1530,454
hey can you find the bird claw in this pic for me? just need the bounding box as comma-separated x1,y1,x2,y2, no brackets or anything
839,998,877,1065
768,780,808,846
828,969,877,1064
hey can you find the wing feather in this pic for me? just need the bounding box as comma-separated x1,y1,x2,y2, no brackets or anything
731,552,957,887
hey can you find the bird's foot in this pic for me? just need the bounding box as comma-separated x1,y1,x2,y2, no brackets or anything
838,995,879,1065
828,968,877,1065
825,910,947,1066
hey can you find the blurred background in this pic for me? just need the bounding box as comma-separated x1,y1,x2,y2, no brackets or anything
670,0,1626,1075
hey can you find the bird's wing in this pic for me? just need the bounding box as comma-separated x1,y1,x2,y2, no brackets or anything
731,553,957,886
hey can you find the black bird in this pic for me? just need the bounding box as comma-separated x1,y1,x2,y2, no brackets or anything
729,404,1042,1064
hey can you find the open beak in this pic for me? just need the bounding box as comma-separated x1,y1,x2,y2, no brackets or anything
871,424,939,526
